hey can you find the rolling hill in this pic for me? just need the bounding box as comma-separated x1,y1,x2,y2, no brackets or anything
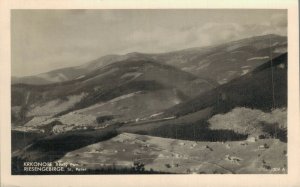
12,58,214,129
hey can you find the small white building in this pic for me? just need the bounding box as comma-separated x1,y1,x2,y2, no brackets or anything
247,136,257,143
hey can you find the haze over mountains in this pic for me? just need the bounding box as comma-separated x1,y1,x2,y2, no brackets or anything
12,34,286,85
11,34,288,174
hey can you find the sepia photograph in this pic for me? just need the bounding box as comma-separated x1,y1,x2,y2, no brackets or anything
1,0,300,185
10,9,289,175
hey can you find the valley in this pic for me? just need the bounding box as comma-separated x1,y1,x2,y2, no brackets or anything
11,34,288,174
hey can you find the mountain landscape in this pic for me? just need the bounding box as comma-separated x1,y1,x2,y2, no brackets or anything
11,34,287,174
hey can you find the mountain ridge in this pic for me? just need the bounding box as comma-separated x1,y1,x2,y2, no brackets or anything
12,34,287,86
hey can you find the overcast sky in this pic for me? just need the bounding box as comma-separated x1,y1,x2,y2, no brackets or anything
11,9,287,76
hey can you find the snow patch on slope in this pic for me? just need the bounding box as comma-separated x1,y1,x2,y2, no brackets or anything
241,69,249,76
247,56,269,61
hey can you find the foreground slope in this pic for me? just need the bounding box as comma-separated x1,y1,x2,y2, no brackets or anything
56,133,287,174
